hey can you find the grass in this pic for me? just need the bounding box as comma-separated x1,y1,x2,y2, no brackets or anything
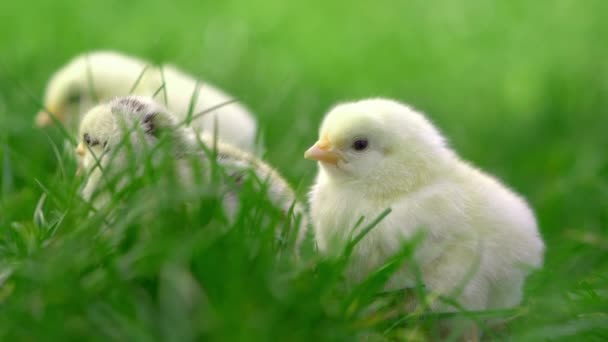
1,0,608,340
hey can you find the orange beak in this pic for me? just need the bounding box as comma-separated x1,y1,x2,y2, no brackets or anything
35,107,63,127
304,137,340,165
76,142,86,157
75,143,86,176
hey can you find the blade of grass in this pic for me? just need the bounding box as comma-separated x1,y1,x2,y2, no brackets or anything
344,208,392,258
159,65,168,106
33,193,47,228
43,132,67,181
184,81,200,126
176,99,238,128
344,236,422,319
152,82,166,100
129,64,151,94
85,54,99,103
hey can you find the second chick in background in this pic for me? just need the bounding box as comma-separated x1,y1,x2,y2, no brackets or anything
77,95,305,239
37,50,258,152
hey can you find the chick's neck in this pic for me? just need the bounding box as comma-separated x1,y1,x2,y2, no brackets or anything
338,155,453,201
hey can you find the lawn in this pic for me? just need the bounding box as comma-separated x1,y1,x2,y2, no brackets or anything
0,0,607,340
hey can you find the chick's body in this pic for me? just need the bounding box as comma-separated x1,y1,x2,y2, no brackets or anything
77,96,303,229
306,99,544,311
40,51,257,151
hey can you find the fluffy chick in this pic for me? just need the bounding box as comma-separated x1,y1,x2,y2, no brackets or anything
78,96,303,231
38,50,257,151
305,98,544,312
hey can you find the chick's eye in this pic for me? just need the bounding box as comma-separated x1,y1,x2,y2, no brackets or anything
67,92,81,104
352,139,369,151
83,133,91,145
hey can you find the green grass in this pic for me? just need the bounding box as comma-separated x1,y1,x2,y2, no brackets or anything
1,0,608,340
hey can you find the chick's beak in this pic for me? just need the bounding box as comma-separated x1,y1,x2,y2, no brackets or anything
76,142,86,157
35,111,52,127
35,107,63,127
304,139,339,165
75,143,86,176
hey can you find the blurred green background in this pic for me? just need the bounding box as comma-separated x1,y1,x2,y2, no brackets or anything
1,0,607,340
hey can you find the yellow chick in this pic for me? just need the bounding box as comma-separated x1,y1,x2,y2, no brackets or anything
305,98,544,313
38,50,257,151
77,96,304,234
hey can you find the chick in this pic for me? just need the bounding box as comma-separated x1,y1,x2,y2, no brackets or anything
37,51,257,151
78,96,304,235
305,98,544,312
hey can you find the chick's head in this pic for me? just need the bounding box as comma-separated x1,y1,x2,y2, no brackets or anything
77,96,184,173
305,98,453,193
36,51,149,131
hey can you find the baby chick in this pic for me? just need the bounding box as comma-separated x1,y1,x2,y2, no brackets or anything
77,96,305,238
305,98,544,312
37,50,257,151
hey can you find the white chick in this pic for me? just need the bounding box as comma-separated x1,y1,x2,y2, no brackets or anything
37,50,257,152
77,96,304,236
305,98,544,312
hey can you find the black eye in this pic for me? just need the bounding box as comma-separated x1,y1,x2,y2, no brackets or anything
82,133,100,147
67,92,82,104
352,139,369,151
